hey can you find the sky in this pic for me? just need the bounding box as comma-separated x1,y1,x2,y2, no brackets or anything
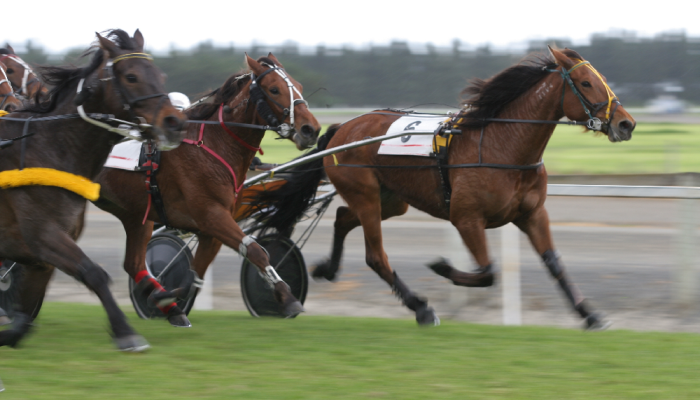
4,0,699,53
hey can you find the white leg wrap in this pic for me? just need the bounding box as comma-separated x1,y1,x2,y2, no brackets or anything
239,235,256,257
260,265,283,288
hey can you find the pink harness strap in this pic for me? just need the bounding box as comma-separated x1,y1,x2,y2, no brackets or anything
182,123,245,196
218,104,263,155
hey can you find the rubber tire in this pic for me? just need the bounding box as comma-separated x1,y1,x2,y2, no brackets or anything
129,233,196,319
0,261,44,320
240,234,308,317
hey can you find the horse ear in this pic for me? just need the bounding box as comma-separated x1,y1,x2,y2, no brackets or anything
267,52,284,68
245,53,265,75
547,45,575,69
96,32,120,58
133,29,145,51
5,43,15,54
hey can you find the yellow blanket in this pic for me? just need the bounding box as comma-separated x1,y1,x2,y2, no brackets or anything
0,168,100,201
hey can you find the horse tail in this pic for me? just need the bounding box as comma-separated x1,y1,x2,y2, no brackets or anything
250,124,340,234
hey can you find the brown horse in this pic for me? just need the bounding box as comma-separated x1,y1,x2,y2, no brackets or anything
0,61,22,112
251,47,635,328
0,29,185,350
0,45,48,101
91,53,321,326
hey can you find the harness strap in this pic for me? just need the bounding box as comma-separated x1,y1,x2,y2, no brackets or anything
182,123,244,196
141,141,168,226
218,104,263,154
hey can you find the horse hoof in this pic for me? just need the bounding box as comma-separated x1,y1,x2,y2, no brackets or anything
168,313,192,328
416,306,440,327
115,335,150,352
283,301,305,318
584,313,611,331
311,260,337,282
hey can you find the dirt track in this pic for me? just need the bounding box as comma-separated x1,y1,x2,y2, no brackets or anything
39,194,700,334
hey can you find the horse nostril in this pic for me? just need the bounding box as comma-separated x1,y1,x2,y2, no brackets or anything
164,115,184,131
300,124,315,137
618,120,633,133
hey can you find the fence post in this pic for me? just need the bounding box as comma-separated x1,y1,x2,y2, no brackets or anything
675,174,698,308
501,223,521,325
193,267,213,311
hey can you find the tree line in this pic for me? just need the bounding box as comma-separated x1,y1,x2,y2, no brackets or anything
12,31,700,108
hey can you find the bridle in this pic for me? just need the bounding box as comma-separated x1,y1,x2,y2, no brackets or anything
247,62,309,138
549,59,620,132
75,52,168,141
472,59,621,133
0,54,40,97
0,65,17,111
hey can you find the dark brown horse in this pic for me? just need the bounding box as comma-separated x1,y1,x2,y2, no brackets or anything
0,61,22,112
0,29,185,350
251,47,635,328
0,45,48,101
91,53,321,326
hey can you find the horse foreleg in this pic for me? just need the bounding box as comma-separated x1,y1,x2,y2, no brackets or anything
29,226,148,351
515,207,610,330
428,217,495,287
191,234,222,280
122,218,190,327
0,264,53,347
194,206,304,318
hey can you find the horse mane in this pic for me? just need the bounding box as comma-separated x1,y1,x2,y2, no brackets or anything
21,29,138,113
458,52,562,130
186,56,278,120
0,49,13,55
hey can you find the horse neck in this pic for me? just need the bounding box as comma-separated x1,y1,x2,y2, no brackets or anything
35,87,123,179
206,86,265,171
476,73,564,166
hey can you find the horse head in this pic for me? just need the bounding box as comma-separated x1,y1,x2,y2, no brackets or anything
0,61,21,112
92,29,186,150
549,46,635,142
0,44,45,100
244,53,321,149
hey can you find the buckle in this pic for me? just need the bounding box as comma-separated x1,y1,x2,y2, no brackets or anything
586,118,602,131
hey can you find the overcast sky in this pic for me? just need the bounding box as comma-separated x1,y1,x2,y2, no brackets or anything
4,0,698,53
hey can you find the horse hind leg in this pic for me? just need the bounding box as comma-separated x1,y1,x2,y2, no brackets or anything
427,218,495,287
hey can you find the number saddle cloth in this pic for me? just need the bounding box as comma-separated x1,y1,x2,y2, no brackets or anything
377,114,454,158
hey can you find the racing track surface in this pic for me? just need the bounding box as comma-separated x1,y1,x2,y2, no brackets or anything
40,194,700,333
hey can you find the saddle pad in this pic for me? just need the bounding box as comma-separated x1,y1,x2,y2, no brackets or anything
378,115,448,157
104,139,143,171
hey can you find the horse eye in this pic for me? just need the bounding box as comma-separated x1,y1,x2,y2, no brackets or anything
126,74,138,83
6,68,13,74
581,81,592,88
270,87,280,95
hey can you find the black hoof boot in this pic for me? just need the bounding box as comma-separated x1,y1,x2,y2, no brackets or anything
115,334,150,352
0,307,10,326
311,259,339,282
166,306,192,328
427,258,495,287
584,313,611,331
0,312,33,348
416,305,440,326
282,301,305,318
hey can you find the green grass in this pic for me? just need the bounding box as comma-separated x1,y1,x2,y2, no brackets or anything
2,303,700,399
258,123,700,175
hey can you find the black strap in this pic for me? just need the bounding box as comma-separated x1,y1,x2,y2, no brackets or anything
20,117,33,170
141,142,169,227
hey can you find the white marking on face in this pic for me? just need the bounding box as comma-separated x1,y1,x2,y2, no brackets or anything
535,82,553,100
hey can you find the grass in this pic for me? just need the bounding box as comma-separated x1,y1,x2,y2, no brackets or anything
1,303,700,399
257,122,700,175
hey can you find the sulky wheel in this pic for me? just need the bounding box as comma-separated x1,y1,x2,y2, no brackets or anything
0,261,44,321
240,234,308,317
129,232,197,319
